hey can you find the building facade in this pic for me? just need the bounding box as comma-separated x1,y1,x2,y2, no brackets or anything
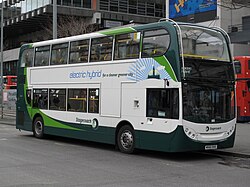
2,0,167,75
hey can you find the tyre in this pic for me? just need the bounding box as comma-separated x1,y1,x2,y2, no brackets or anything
117,125,135,154
33,117,44,138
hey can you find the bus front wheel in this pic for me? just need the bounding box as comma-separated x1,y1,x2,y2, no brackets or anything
117,125,135,154
33,117,44,139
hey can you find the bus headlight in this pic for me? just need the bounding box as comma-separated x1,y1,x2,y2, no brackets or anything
226,125,235,137
184,127,197,140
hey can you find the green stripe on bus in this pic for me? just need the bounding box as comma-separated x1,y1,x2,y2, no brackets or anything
99,27,136,36
154,56,178,82
37,111,82,131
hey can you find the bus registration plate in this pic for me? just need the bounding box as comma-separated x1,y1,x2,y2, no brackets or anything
205,145,217,150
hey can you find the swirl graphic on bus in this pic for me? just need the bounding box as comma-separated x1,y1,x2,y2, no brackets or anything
128,58,171,82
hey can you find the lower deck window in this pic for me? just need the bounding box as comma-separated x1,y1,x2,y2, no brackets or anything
68,89,87,112
49,89,66,111
88,89,99,113
33,89,48,109
146,88,179,119
31,88,99,113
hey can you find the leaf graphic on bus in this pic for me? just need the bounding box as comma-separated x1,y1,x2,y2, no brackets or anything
128,58,171,82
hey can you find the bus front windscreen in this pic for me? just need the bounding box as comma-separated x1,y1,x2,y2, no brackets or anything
180,25,230,62
183,82,235,123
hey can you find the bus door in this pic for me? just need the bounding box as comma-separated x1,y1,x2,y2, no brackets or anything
16,47,33,129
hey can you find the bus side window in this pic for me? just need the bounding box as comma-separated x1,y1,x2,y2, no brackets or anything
49,89,66,111
90,37,113,62
88,89,99,113
114,32,140,60
68,89,87,112
26,89,31,106
21,48,34,67
146,88,179,119
34,46,50,66
69,40,89,64
142,29,170,58
51,43,69,65
33,89,48,109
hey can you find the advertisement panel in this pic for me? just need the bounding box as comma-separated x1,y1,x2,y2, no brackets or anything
169,0,217,19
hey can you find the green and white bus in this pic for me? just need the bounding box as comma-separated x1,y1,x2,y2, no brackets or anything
16,20,236,153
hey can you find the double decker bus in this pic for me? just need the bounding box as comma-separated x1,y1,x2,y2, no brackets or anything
16,20,236,153
234,56,250,122
3,75,17,89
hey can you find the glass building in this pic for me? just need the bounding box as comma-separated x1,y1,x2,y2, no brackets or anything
20,0,91,13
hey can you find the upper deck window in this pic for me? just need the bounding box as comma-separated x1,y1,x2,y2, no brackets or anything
70,40,89,64
142,29,170,58
90,36,113,62
51,43,69,65
180,26,230,62
34,46,50,67
21,48,34,67
114,32,140,60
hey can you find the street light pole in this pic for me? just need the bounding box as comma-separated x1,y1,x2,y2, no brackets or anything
53,0,57,39
1,1,4,119
165,0,169,19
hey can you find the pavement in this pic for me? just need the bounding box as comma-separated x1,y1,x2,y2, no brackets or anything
1,116,249,157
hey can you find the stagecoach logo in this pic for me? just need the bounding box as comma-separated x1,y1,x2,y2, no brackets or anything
76,117,99,129
206,126,222,132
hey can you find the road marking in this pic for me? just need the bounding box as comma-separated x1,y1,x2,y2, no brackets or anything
0,138,8,141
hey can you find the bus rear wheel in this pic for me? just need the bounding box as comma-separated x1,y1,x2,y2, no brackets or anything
33,117,44,139
117,125,135,154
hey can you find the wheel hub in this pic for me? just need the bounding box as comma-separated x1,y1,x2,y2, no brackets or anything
35,121,42,135
120,130,133,150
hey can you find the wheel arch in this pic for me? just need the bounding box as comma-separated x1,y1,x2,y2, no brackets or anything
32,113,43,130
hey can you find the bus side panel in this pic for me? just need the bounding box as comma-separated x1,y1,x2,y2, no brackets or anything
43,126,116,145
137,126,235,152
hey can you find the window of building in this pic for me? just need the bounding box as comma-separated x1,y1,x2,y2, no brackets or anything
68,89,87,112
73,0,82,7
88,89,99,113
51,43,68,65
100,0,109,10
119,0,128,13
129,0,137,14
49,89,66,111
146,88,179,119
142,29,170,58
70,40,89,64
138,1,146,15
110,0,118,11
83,0,91,8
146,2,154,16
21,48,34,67
34,46,50,67
57,0,61,5
90,37,113,62
155,3,163,17
114,32,140,60
62,0,72,6
33,89,48,109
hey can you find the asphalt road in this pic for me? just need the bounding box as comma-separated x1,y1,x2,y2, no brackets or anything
0,124,250,187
